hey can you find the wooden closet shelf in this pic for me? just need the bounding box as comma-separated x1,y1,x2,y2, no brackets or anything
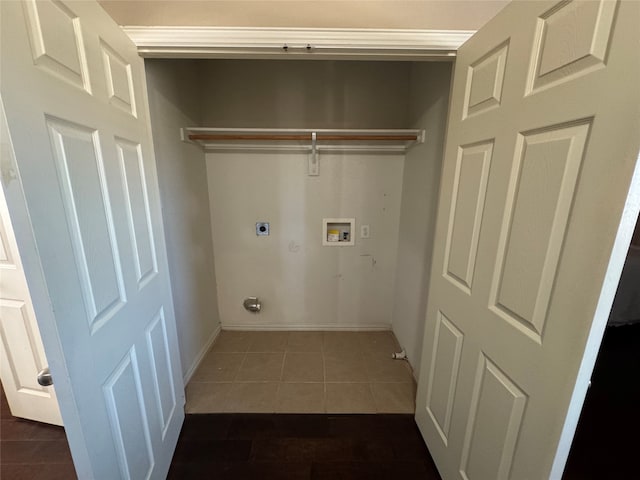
182,128,425,153
188,134,419,142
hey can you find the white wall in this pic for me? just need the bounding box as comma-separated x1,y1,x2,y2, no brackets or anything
145,60,221,379
391,62,452,377
207,151,404,329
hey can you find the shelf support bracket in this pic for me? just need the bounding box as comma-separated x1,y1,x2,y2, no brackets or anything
308,131,319,176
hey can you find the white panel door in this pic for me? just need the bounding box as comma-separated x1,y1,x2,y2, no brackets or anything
0,1,184,478
0,101,62,426
415,1,640,479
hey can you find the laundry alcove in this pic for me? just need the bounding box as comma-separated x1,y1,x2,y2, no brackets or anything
3,0,639,476
144,58,452,398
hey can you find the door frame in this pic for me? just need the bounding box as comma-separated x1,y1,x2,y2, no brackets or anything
122,27,473,60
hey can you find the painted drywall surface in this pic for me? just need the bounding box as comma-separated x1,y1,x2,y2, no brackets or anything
391,62,452,377
201,60,411,129
145,60,221,377
99,1,508,30
206,151,404,328
201,60,409,328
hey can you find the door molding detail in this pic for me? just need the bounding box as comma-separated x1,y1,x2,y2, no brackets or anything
121,26,473,60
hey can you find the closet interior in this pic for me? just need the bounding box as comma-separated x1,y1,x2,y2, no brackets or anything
145,58,452,411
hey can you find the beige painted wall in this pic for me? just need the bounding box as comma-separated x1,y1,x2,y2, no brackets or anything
392,61,452,377
207,151,404,328
99,1,508,30
145,59,221,378
201,60,410,128
202,60,413,328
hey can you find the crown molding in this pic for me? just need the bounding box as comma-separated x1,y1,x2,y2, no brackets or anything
121,26,473,60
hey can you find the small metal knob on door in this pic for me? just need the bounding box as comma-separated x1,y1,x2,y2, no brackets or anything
37,367,53,387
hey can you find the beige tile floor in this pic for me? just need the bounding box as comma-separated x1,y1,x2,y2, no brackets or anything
185,330,416,414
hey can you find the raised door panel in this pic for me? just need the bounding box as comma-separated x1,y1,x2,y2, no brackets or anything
490,121,590,342
145,309,177,439
463,41,509,119
116,138,158,288
100,40,137,117
103,348,154,480
46,117,126,334
22,0,91,92
459,355,527,480
0,300,48,394
444,141,493,293
0,219,14,267
424,312,464,446
526,0,618,94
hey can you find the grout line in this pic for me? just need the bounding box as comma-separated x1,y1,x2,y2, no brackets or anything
321,331,327,414
322,339,327,414
278,380,325,384
234,351,249,386
282,331,291,354
274,380,282,414
367,382,379,414
230,351,245,383
276,349,287,413
279,350,287,382
219,380,232,414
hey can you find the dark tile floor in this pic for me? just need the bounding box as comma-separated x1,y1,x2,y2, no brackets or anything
167,413,440,479
562,323,640,479
1,323,637,479
0,387,76,479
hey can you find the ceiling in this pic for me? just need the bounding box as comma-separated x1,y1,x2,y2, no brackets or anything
98,1,509,30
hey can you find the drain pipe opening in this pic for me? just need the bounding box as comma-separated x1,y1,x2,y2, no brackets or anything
392,349,407,360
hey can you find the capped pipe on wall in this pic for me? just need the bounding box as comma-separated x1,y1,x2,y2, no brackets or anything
243,297,261,313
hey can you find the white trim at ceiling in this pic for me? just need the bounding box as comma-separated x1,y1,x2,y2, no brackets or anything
122,26,473,60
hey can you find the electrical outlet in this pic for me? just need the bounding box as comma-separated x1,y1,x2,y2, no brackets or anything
360,225,370,238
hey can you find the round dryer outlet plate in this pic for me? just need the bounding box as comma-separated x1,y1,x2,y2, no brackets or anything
256,222,270,236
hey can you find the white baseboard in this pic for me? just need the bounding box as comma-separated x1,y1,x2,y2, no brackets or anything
182,323,221,385
221,324,391,331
